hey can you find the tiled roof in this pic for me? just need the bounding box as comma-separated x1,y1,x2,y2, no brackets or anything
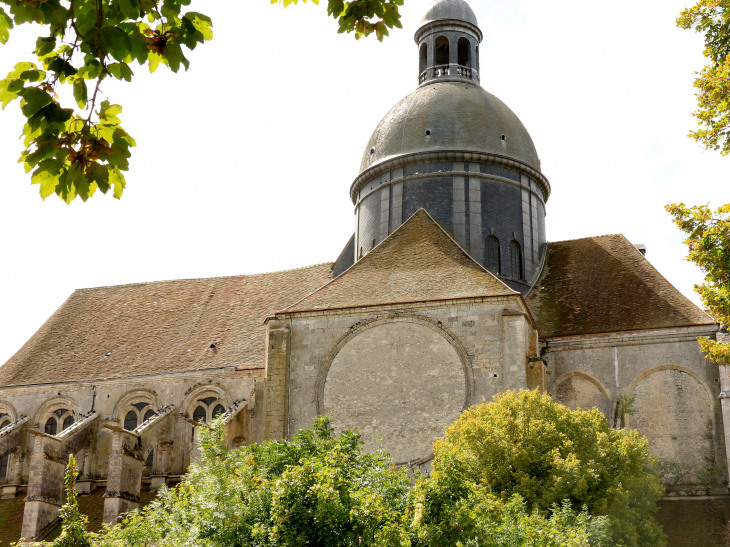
282,209,516,314
525,234,715,338
0,264,333,387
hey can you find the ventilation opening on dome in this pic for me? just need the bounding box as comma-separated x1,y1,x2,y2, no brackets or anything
425,130,431,136
370,148,375,154
500,135,506,141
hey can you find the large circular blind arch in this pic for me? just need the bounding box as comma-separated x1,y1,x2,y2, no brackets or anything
323,321,467,464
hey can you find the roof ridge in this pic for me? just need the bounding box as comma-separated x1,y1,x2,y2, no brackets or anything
549,233,626,244
74,262,335,292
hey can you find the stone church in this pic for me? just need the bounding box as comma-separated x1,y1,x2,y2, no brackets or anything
0,0,726,540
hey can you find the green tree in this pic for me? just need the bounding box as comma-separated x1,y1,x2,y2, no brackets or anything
665,202,730,364
678,1,730,154
0,0,403,203
50,454,92,547
414,390,665,547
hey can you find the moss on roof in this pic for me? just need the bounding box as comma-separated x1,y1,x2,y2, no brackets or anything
525,234,715,338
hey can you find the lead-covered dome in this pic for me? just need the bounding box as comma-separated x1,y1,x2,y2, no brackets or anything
419,0,478,27
359,81,541,175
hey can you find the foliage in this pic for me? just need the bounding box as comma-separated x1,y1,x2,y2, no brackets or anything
94,415,412,546
51,454,92,547
666,202,730,364
0,0,403,203
419,390,666,547
677,0,730,154
273,0,403,42
612,394,636,429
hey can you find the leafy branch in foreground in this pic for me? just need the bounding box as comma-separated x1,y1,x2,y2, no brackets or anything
0,0,213,203
273,0,404,42
666,202,730,364
677,0,730,154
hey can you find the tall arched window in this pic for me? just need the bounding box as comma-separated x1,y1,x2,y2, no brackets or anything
44,417,57,435
62,415,74,431
193,406,207,424
485,236,500,274
143,409,155,422
457,37,470,67
0,419,10,430
509,240,522,279
435,36,449,66
475,45,480,73
419,43,428,76
124,411,138,431
213,404,226,419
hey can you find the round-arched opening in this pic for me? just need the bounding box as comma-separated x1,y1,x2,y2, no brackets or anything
419,43,428,75
123,410,138,431
44,417,57,436
434,36,449,66
0,454,8,486
62,415,74,431
193,405,207,424
143,409,155,422
213,404,226,419
457,37,470,67
0,420,10,430
143,450,154,477
475,45,480,72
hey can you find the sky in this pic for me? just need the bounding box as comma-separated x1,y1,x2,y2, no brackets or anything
0,0,728,366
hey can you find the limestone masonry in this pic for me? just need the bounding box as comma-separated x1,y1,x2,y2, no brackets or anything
0,0,726,540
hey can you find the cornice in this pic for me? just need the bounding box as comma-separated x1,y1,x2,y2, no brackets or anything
351,150,551,204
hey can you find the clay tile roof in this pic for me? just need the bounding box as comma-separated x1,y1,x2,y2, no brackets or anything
282,209,516,314
525,234,715,338
0,264,333,387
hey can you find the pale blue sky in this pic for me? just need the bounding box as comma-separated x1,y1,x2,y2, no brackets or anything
0,0,728,365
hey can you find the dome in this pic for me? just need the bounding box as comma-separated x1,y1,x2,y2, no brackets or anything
358,81,541,175
418,0,478,28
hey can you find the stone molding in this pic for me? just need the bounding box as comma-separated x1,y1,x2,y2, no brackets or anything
314,312,475,417
351,151,551,204
544,325,719,352
414,19,483,43
553,371,612,402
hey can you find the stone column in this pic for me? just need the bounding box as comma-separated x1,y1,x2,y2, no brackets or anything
103,427,143,524
263,318,291,440
717,364,730,479
21,433,65,541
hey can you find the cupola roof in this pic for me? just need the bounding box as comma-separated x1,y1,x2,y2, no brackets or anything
418,0,478,27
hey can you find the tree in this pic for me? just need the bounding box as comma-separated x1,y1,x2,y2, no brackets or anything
666,202,730,364
0,0,403,203
677,1,730,154
44,454,92,546
414,390,666,547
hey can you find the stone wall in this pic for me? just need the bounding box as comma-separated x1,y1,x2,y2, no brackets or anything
544,325,724,485
279,295,538,466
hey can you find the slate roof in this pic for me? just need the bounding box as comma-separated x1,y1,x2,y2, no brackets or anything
282,209,516,314
0,264,333,387
525,234,715,338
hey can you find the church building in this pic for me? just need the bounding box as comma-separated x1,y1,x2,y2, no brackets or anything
0,0,727,540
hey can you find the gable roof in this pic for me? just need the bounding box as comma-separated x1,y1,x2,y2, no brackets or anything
525,234,715,338
0,264,333,387
282,209,516,314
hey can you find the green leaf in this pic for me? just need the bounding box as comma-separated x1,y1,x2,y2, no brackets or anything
109,166,126,198
148,51,161,73
183,12,213,40
31,159,63,200
0,7,13,45
18,87,53,117
119,0,139,20
35,36,55,57
73,80,87,108
96,124,116,144
88,163,110,194
165,42,185,72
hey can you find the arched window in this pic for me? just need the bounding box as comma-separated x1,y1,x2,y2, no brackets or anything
62,415,74,431
509,240,522,279
435,36,449,66
457,37,470,67
485,236,500,274
44,417,57,436
0,420,10,430
475,45,480,72
213,404,226,419
143,451,154,477
0,455,8,485
419,43,428,75
124,410,138,431
143,409,155,422
193,406,207,424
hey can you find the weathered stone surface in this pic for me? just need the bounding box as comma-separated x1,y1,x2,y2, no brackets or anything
632,369,714,474
554,374,609,418
324,321,466,464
